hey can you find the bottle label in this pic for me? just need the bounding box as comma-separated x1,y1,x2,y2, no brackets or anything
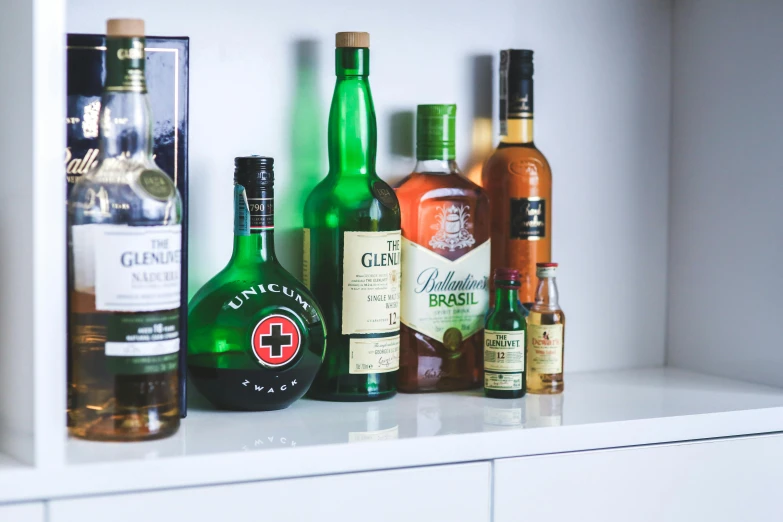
499,49,533,135
235,184,273,235
527,324,564,374
103,310,179,374
302,228,311,289
72,224,182,312
484,329,525,371
349,335,400,374
341,231,401,335
510,197,546,240
485,372,523,391
401,238,489,345
105,37,147,93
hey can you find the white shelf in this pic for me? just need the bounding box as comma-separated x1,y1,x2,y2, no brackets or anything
1,367,782,503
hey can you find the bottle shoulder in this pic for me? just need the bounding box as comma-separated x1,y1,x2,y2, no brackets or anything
304,175,400,229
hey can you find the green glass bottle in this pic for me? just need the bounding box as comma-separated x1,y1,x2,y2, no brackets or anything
188,156,327,411
304,32,401,402
484,268,527,399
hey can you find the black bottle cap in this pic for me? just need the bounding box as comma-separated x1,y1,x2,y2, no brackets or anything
502,49,534,77
234,155,274,187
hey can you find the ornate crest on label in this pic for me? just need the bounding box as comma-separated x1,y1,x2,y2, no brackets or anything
429,204,476,252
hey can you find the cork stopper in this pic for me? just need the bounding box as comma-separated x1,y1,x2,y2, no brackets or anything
107,19,145,37
336,32,370,48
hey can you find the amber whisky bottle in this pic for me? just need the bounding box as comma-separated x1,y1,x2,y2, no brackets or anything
396,104,490,392
526,263,565,394
482,50,552,306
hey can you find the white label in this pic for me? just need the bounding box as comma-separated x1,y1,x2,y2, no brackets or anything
484,329,525,371
401,238,489,343
105,338,179,357
484,372,523,390
527,324,564,374
73,224,182,312
342,231,401,335
349,335,400,374
302,227,311,289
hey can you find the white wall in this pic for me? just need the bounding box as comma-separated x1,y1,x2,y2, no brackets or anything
668,0,783,386
67,0,672,373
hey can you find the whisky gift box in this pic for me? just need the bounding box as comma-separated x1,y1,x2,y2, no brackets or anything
66,34,190,416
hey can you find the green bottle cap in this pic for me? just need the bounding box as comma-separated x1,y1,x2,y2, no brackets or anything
416,104,456,161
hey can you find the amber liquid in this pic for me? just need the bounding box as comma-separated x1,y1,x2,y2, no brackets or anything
482,120,552,304
526,307,565,394
396,169,490,392
68,290,180,441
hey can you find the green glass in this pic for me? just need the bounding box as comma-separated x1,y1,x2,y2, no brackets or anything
304,42,401,402
188,157,326,411
484,273,527,399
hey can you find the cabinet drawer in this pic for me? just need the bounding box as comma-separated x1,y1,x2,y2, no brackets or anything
494,434,783,522
0,502,45,522
50,462,490,522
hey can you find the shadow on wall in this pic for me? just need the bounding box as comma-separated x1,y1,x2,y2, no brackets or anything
464,54,494,186
278,39,324,277
387,109,415,187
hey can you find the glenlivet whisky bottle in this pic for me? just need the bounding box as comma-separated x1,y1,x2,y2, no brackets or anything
483,50,552,306
304,32,401,401
484,268,527,399
68,19,182,441
396,104,490,392
188,157,327,410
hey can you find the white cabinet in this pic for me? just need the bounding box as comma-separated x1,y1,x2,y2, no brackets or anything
0,502,45,522
49,462,490,522
494,434,783,522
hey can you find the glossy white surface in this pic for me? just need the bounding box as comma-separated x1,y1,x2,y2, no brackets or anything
50,462,491,522
2,367,782,503
0,502,45,522
494,434,783,522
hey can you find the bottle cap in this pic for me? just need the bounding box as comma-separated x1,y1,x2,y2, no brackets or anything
416,104,456,161
493,268,521,283
336,32,370,48
234,156,274,187
107,19,145,37
502,49,534,77
536,262,557,278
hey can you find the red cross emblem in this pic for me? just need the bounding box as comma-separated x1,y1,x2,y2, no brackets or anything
251,314,301,368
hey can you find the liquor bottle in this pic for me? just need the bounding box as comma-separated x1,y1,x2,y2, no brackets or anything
526,262,565,394
68,19,182,441
304,32,401,401
188,156,327,411
483,268,527,399
396,104,490,392
482,50,552,306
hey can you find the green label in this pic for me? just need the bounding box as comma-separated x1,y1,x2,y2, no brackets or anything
139,169,175,200
106,37,147,92
105,310,179,375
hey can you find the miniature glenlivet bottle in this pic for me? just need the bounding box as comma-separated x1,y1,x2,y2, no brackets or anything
526,262,565,394
484,268,527,399
188,156,327,410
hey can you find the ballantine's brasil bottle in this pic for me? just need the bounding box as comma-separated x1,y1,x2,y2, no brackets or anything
304,32,402,401
68,19,183,441
188,157,327,410
484,268,527,399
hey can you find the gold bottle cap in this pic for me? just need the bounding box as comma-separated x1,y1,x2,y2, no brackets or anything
336,32,370,48
107,19,145,37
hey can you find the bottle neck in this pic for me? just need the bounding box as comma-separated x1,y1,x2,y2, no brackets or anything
413,159,460,175
99,37,153,162
328,48,376,177
231,182,276,264
501,119,534,144
534,277,559,309
494,284,521,312
500,74,534,144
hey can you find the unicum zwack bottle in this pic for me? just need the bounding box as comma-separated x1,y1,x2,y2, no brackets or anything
68,19,183,441
304,32,402,401
188,157,327,410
